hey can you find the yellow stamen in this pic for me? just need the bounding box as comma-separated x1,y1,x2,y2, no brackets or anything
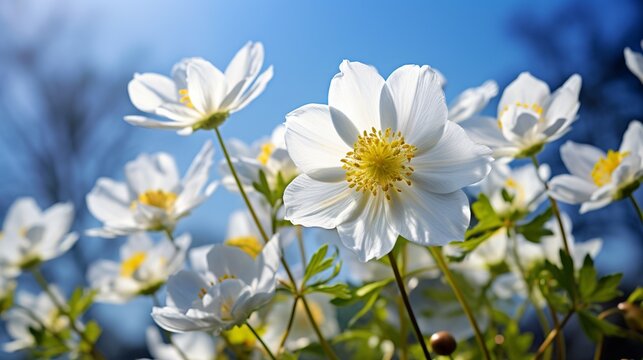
132,190,178,211
178,88,195,109
225,236,263,259
218,274,237,282
342,127,416,200
504,177,526,204
198,287,208,299
591,150,629,187
120,252,147,277
257,143,275,165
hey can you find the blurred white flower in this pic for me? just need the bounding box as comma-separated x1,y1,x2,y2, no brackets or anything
151,236,281,334
86,141,216,237
625,40,643,83
0,197,77,276
549,120,642,213
125,42,273,135
220,124,299,194
3,287,69,352
477,161,550,216
462,72,581,159
0,276,16,313
88,233,190,303
263,293,339,352
145,326,217,360
283,60,491,262
448,80,498,123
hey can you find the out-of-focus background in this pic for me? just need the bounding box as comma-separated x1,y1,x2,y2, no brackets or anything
0,0,641,358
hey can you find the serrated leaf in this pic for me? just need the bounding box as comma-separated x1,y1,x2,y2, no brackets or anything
578,255,597,301
516,207,553,243
578,310,627,342
307,283,351,299
588,273,623,303
348,290,380,327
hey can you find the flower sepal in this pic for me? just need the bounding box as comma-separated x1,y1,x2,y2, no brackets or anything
515,142,544,159
192,111,230,131
613,178,641,200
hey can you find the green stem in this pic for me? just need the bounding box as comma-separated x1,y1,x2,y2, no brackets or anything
629,195,643,223
296,225,307,268
399,246,409,360
535,311,574,360
428,247,491,360
277,296,299,355
246,322,277,360
31,268,105,360
387,253,432,360
152,294,189,360
593,307,620,360
214,128,338,360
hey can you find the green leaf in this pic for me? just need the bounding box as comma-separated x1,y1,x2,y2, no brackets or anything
578,255,598,301
79,321,102,353
578,310,627,342
515,207,553,243
501,188,515,203
460,194,504,251
307,283,351,299
472,193,498,221
587,273,623,303
68,288,96,320
627,287,643,304
303,244,341,287
348,289,380,327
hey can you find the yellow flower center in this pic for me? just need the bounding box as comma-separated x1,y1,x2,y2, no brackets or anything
504,177,526,204
498,102,544,129
224,325,257,347
132,190,178,211
225,236,263,259
342,127,416,200
591,150,629,187
257,143,275,166
218,273,237,282
120,252,147,277
220,296,235,320
198,287,208,299
178,88,195,109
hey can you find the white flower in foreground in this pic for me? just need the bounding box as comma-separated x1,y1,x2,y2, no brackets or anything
448,80,499,123
86,141,216,237
478,161,550,216
283,61,492,262
263,293,339,352
151,236,281,333
125,42,273,135
549,120,642,213
462,72,581,159
3,287,69,352
220,124,299,193
0,198,77,276
625,40,643,83
146,326,217,360
88,233,190,303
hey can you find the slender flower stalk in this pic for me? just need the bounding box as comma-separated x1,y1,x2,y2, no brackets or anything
214,128,338,360
629,195,643,223
246,322,277,360
593,307,620,360
387,252,432,360
30,269,105,360
535,311,574,359
13,304,69,349
428,247,491,360
399,247,409,360
277,296,300,355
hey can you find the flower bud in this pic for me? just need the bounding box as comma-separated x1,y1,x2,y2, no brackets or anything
430,331,457,356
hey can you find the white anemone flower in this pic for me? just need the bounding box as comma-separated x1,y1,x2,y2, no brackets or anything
86,141,217,237
220,124,299,194
283,61,492,262
263,293,339,352
125,42,273,135
146,326,217,360
151,236,281,334
462,72,581,159
3,287,69,352
478,161,550,216
625,40,643,83
0,276,16,313
549,120,642,213
448,80,499,123
0,197,77,276
87,233,190,303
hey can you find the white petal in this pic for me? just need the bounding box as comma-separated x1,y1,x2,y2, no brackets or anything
86,178,134,224
206,245,256,284
548,175,596,204
391,188,470,247
123,115,189,130
412,121,491,194
166,271,208,311
625,47,643,83
125,153,180,194
156,103,203,123
328,60,385,132
459,116,516,157
152,307,214,333
543,87,579,131
336,194,397,262
176,141,215,214
41,202,74,248
560,141,604,179
231,66,274,112
448,80,498,123
498,72,550,112
186,59,227,113
3,197,41,233
128,73,177,112
619,120,643,159
283,175,360,229
225,42,264,95
284,104,349,181
386,65,447,153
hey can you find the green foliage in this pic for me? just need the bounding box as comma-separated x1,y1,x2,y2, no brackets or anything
515,208,553,243
460,194,503,251
627,287,643,304
578,310,627,342
252,169,294,208
332,279,392,327
302,244,350,300
79,321,102,354
68,288,96,321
